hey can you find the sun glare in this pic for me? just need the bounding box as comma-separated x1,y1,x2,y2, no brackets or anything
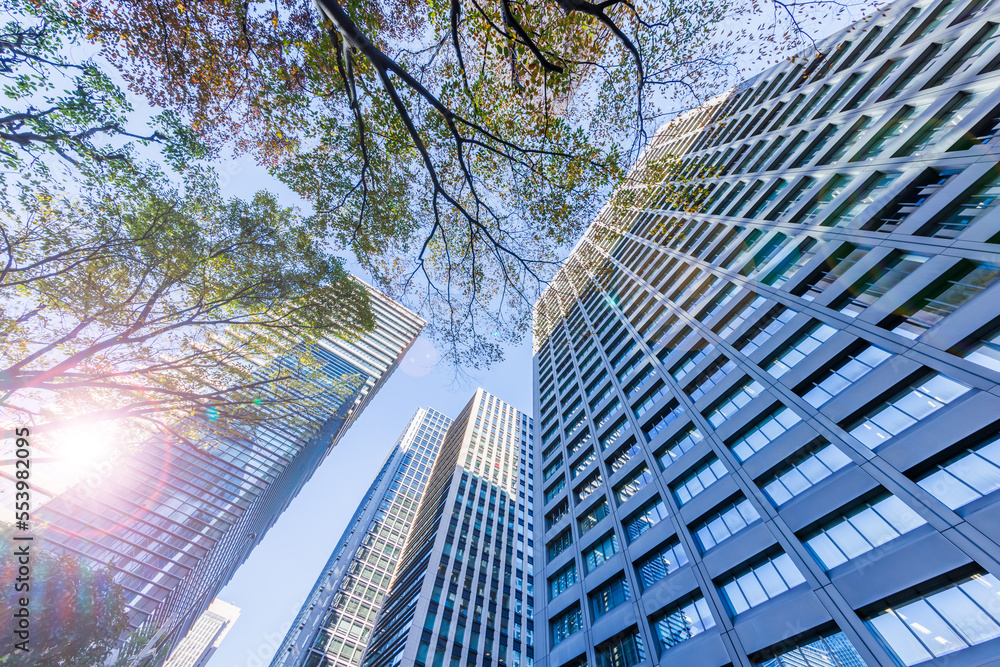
55,422,115,468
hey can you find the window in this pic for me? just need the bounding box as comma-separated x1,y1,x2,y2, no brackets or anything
865,168,962,233
792,175,849,224
545,477,567,504
546,499,570,529
636,540,688,590
768,323,839,380
685,356,737,401
766,177,815,221
898,92,980,156
595,629,645,667
757,632,866,667
642,401,684,442
730,407,803,461
844,59,902,110
551,605,583,645
615,466,653,505
797,245,869,299
849,373,971,449
673,457,728,505
762,442,852,506
624,497,669,543
801,345,893,407
705,378,765,427
804,493,926,569
817,116,873,164
765,238,822,287
922,174,1000,238
917,434,1000,509
881,41,955,100
543,457,564,482
548,529,573,561
651,597,716,653
549,563,578,599
737,306,797,354
836,252,929,317
866,572,1000,665
584,533,620,573
924,23,1000,88
573,448,597,479
791,124,839,167
909,0,961,41
655,426,703,470
633,381,668,418
577,471,603,502
720,552,806,615
579,498,611,535
887,263,1000,339
607,439,640,476
589,575,630,620
857,108,921,161
693,496,761,552
965,326,1000,372
825,173,901,227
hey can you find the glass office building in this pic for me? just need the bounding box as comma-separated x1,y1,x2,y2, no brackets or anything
271,407,453,667
163,599,241,667
362,389,535,667
531,0,1000,665
34,283,425,658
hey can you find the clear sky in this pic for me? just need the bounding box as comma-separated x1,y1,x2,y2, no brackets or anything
204,332,535,667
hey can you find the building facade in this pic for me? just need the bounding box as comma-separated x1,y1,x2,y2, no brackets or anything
163,599,241,667
270,407,453,667
34,284,425,657
362,389,535,667
531,0,1000,665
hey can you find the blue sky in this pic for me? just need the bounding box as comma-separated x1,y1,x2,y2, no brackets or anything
205,332,534,667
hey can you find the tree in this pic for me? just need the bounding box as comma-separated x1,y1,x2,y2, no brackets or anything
76,0,880,368
0,0,203,197
0,0,374,444
0,524,131,666
1,164,374,446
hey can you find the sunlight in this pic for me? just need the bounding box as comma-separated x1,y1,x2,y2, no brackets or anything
53,421,116,469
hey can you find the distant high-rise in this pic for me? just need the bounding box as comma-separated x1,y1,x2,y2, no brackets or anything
34,283,425,657
531,0,1000,665
270,407,453,667
362,389,535,667
163,599,240,667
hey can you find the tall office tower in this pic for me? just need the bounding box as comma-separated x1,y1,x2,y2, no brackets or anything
531,1,1000,665
33,283,425,658
163,599,241,667
270,407,453,667
362,389,535,667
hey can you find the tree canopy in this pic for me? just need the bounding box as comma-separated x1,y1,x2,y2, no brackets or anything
1,165,373,444
75,0,879,367
0,524,132,667
0,0,374,445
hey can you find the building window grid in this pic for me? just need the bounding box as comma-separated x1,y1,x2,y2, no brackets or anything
804,493,927,570
693,496,761,552
762,442,852,506
673,458,729,505
720,552,806,615
651,597,716,654
848,373,971,449
729,407,803,462
917,433,1000,509
866,572,1000,666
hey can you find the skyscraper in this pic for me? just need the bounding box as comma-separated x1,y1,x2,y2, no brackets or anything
33,283,425,658
271,407,453,667
163,599,241,667
531,0,1000,665
362,389,535,667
